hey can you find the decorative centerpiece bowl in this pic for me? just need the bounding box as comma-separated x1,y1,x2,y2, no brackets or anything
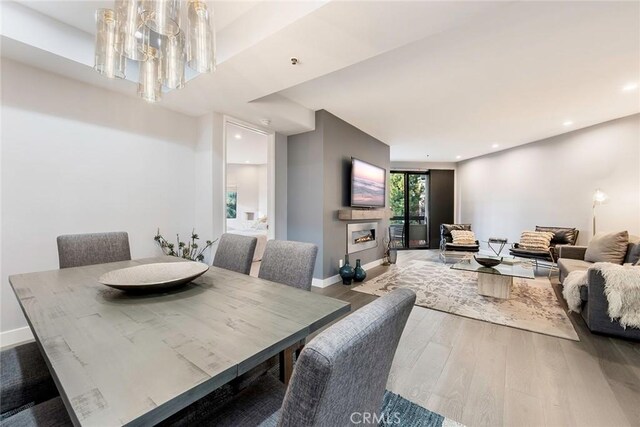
474,256,503,268
98,261,209,292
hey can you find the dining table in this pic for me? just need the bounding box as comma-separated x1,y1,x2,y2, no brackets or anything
8,256,351,426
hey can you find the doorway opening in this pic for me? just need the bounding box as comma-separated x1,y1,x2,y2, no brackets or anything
389,171,429,249
224,120,274,263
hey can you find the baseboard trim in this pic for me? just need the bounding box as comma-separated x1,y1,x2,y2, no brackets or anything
312,258,384,289
312,275,341,288
0,326,34,349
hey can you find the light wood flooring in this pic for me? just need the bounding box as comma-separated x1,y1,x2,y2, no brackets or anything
312,250,640,427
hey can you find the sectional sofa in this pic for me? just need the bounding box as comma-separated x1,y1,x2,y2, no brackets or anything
558,238,640,341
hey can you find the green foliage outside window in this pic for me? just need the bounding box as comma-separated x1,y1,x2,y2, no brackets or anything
226,191,237,219
389,173,405,223
389,173,426,224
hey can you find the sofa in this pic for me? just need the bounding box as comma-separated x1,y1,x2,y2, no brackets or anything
558,239,640,341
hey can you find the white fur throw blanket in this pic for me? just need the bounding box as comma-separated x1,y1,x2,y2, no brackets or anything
562,263,640,329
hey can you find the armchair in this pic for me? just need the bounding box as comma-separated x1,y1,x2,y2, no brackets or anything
510,226,579,270
439,224,479,262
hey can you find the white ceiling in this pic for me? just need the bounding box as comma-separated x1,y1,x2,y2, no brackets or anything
226,123,268,165
279,1,640,162
2,1,639,162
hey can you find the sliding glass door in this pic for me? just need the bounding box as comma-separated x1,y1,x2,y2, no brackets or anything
389,171,429,249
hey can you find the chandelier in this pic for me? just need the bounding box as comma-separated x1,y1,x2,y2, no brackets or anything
94,0,215,102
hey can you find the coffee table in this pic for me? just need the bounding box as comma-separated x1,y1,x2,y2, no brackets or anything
451,257,535,299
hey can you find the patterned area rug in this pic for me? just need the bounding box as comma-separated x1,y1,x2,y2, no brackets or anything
381,391,463,427
353,260,579,341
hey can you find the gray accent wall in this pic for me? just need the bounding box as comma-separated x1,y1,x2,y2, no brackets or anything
288,110,390,280
457,113,640,246
287,116,325,278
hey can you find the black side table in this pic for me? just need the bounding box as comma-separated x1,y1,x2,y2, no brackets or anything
485,238,508,256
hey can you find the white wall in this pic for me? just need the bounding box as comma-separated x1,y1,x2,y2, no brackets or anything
457,114,640,246
0,60,200,335
390,161,457,171
274,133,288,240
258,164,268,217
194,112,225,265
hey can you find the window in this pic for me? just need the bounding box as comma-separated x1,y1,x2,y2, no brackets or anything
226,190,237,219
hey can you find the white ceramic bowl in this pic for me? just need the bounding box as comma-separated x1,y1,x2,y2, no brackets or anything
98,261,209,292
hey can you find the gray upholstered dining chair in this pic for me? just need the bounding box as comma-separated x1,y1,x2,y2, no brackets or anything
163,288,416,427
57,231,131,268
0,396,71,426
0,343,60,420
212,233,258,275
258,240,318,291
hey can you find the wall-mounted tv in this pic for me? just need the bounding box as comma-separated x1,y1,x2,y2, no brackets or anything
351,158,386,208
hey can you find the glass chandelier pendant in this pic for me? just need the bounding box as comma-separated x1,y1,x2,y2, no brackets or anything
138,47,162,102
163,31,186,89
115,0,146,61
143,0,181,36
94,0,216,102
187,0,216,73
95,9,126,79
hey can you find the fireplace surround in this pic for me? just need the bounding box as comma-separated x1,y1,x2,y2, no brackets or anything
347,222,378,254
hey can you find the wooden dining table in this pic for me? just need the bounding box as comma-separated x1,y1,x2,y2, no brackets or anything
9,256,350,427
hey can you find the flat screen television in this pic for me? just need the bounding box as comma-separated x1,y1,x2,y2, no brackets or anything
351,158,386,208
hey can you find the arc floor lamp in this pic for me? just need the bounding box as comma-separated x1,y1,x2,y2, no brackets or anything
592,189,608,236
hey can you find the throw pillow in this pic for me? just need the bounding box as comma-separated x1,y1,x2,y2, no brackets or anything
451,230,476,245
584,231,629,264
519,231,555,251
627,242,640,265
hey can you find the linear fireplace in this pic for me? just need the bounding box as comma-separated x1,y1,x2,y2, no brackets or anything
347,222,378,254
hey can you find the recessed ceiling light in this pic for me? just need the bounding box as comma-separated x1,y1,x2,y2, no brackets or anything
245,160,250,163
456,155,462,159
234,134,242,139
563,121,574,126
622,82,638,92
491,143,499,149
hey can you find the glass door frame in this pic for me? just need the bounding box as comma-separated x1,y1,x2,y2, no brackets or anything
223,116,276,240
390,170,430,250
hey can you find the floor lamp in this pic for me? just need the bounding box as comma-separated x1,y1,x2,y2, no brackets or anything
592,189,608,236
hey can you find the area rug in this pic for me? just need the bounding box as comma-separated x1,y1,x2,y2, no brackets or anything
353,260,579,341
381,391,463,427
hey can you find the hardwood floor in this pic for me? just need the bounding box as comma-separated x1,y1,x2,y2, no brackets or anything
312,250,640,427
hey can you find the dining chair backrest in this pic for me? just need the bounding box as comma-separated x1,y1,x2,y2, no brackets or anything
278,288,416,426
57,232,131,269
212,233,258,275
258,240,318,291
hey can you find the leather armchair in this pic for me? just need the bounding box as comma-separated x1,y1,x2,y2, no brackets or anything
510,226,579,262
440,224,480,253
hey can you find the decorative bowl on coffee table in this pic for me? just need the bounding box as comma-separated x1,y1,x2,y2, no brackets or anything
474,256,503,268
